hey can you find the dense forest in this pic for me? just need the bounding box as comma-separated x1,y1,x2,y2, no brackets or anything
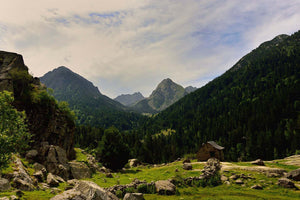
75,31,300,165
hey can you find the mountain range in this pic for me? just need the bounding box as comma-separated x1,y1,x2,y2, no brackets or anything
114,92,145,106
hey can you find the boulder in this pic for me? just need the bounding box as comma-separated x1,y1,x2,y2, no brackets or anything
25,149,38,163
12,178,34,191
182,163,192,170
235,179,244,185
182,159,191,164
251,184,263,190
277,178,297,189
50,180,118,200
229,174,240,180
47,173,60,187
69,161,92,179
33,171,44,182
221,175,228,182
0,197,9,200
251,159,265,166
124,193,145,200
0,178,11,191
286,168,300,181
129,159,141,167
155,180,176,195
33,162,46,172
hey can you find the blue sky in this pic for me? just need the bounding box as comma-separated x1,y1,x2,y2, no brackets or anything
0,0,299,98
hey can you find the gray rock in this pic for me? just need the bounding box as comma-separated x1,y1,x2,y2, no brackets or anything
251,159,265,166
106,173,113,178
0,197,10,200
47,173,60,187
277,178,297,189
50,180,118,200
235,179,244,185
69,161,92,179
182,163,192,170
182,159,191,164
124,193,145,200
230,174,240,180
0,178,11,191
12,178,34,191
251,184,263,190
286,168,300,181
33,171,44,182
25,149,38,162
129,159,141,167
155,180,176,195
33,163,46,172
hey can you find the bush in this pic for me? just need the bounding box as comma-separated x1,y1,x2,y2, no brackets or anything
137,184,156,194
0,91,32,169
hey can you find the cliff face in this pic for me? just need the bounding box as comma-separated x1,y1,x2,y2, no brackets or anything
0,51,75,159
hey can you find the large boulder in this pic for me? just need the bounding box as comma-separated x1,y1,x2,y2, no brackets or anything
50,180,118,200
277,178,297,189
47,173,60,187
286,168,300,181
155,180,176,195
123,193,145,200
0,178,11,191
25,150,38,163
69,161,92,179
182,163,192,170
129,159,141,168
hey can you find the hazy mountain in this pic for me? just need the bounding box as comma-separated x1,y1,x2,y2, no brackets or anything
185,86,197,93
40,66,144,130
132,78,187,113
144,31,300,161
114,92,145,106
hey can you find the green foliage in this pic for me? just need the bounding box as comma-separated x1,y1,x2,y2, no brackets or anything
137,184,156,194
96,127,130,170
0,91,31,169
115,190,123,198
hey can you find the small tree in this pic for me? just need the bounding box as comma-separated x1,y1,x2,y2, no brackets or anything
97,127,130,171
0,91,31,169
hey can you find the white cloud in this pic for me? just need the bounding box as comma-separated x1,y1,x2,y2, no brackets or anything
0,0,299,98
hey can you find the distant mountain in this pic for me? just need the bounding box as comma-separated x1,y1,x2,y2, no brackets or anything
132,78,187,113
40,66,144,130
114,92,145,106
185,86,197,93
143,31,300,162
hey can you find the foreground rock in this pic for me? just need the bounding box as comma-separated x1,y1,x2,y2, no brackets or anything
51,180,118,200
286,169,300,181
123,193,145,200
155,180,176,195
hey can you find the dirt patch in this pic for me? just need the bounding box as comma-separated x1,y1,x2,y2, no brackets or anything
221,162,286,174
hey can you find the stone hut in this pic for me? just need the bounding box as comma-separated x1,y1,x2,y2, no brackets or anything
197,141,224,161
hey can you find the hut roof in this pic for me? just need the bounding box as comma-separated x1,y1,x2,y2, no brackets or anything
207,141,224,150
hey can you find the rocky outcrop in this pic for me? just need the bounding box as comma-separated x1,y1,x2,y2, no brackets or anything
251,159,265,166
69,161,92,179
50,180,118,200
0,51,75,160
154,180,176,195
11,158,35,191
277,178,297,189
129,159,141,168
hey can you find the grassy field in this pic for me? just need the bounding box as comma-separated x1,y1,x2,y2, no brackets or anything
1,151,299,200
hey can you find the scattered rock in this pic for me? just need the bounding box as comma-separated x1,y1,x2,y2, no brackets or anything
251,184,263,190
251,159,265,166
129,159,141,168
221,175,228,182
123,193,145,200
0,178,11,191
33,171,44,182
69,161,92,179
286,168,300,181
67,179,79,186
9,195,18,200
175,168,179,172
267,172,281,178
12,178,34,191
33,163,46,173
182,159,191,164
106,173,114,178
155,180,176,195
235,179,244,185
0,197,9,200
47,173,60,187
50,180,118,200
230,174,240,180
182,163,192,170
277,178,297,189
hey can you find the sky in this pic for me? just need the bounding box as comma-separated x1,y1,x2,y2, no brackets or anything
0,0,299,98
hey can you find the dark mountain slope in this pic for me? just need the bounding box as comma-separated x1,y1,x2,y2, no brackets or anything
143,31,300,162
114,92,145,106
41,67,144,130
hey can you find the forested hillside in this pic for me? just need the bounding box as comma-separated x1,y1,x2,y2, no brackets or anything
137,31,300,163
41,66,145,130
